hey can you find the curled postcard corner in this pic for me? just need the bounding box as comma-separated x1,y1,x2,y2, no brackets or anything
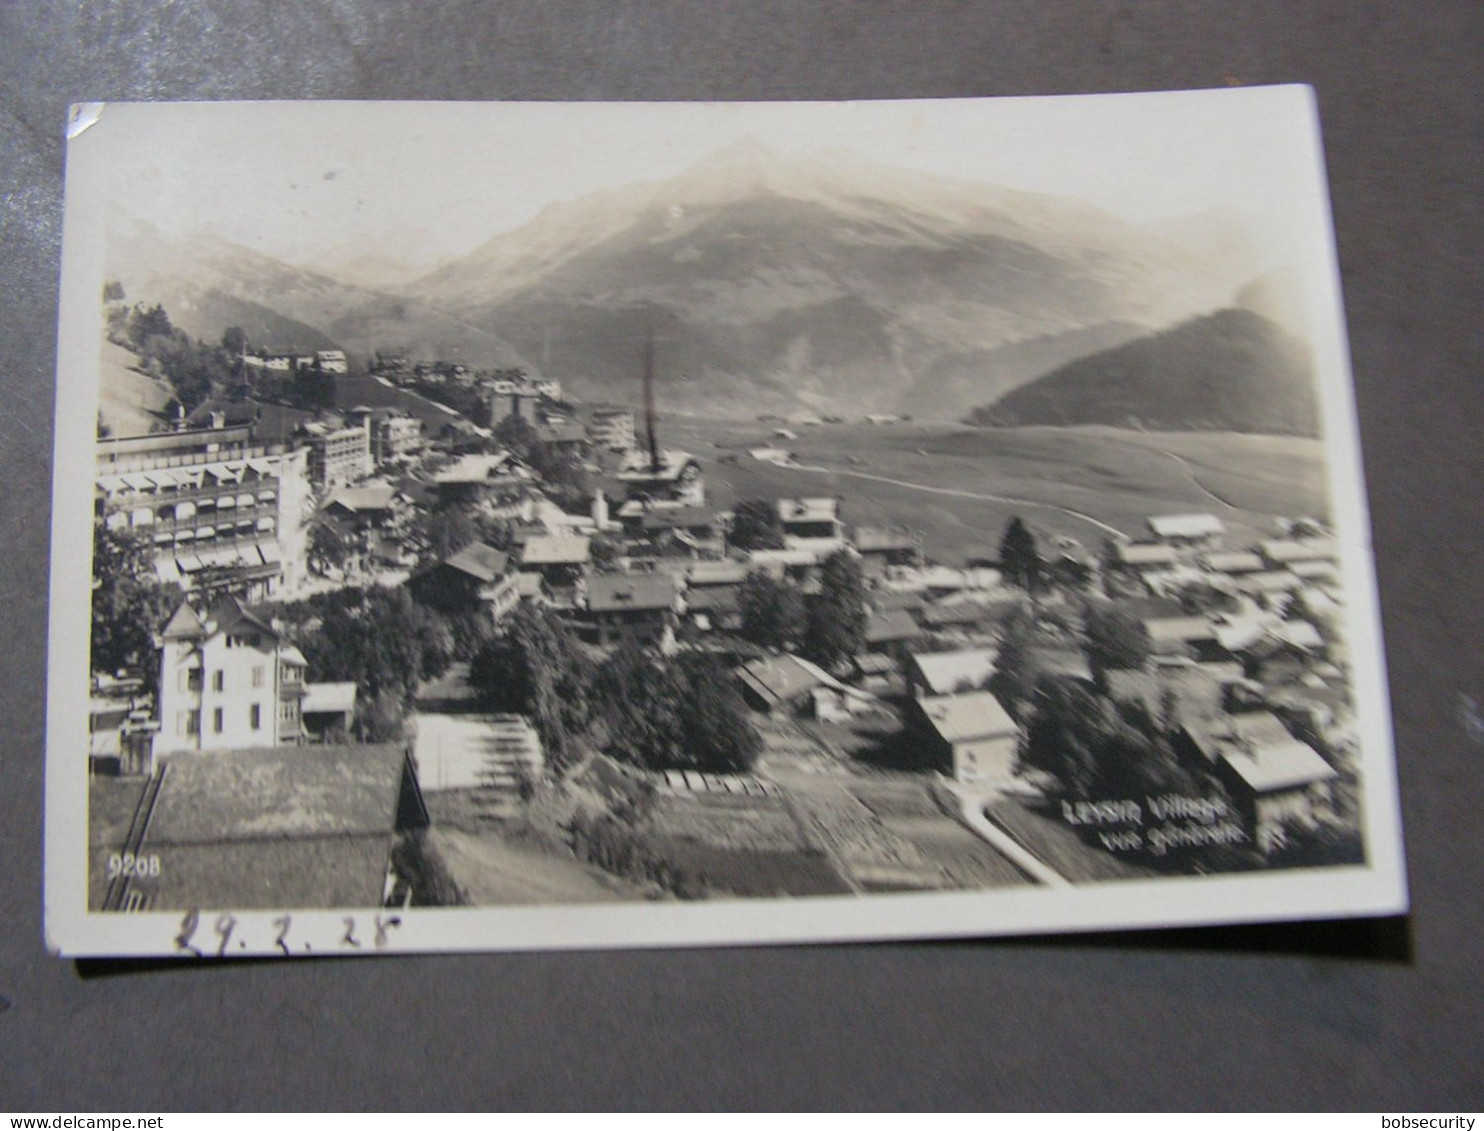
66,102,105,140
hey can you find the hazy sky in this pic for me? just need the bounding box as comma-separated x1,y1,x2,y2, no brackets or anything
82,87,1327,273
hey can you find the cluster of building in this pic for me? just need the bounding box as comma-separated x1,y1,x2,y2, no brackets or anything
242,348,348,374
92,328,1359,897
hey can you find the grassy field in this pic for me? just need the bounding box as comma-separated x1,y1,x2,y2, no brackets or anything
662,417,1329,559
423,790,650,905
98,340,173,435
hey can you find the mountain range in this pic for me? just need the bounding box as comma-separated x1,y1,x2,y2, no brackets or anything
965,308,1318,436
105,140,1292,422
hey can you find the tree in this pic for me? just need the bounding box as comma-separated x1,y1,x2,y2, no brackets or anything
91,524,178,677
220,326,248,355
676,655,763,772
595,646,761,773
989,607,1045,719
102,280,125,304
493,413,539,459
1082,600,1152,686
1022,675,1196,800
728,499,785,552
590,534,623,574
284,588,454,733
309,521,353,574
411,507,481,566
469,606,593,769
128,304,175,352
802,549,867,670
999,516,1043,593
291,365,335,412
738,569,805,651
529,445,592,511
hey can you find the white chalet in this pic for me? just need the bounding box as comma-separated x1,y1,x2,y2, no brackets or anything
154,597,308,756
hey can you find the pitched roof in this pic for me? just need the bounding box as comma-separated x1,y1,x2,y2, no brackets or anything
916,691,1017,743
521,535,591,566
778,497,840,523
587,572,678,613
1239,570,1303,593
865,608,921,645
1148,513,1225,539
442,542,510,583
1202,550,1265,574
683,586,739,613
160,601,207,641
852,527,918,554
206,596,278,642
185,399,259,429
327,484,398,512
1216,731,1339,793
1143,616,1218,645
687,560,752,587
918,599,1008,628
639,506,716,532
736,653,828,707
149,744,421,843
1117,542,1179,566
911,649,999,695
431,452,511,484
1259,538,1339,565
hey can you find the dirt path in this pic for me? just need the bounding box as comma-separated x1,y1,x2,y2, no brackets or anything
1154,449,1239,511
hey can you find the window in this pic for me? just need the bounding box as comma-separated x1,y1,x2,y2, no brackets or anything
250,704,261,730
252,665,265,689
213,707,224,733
212,670,224,692
185,710,200,735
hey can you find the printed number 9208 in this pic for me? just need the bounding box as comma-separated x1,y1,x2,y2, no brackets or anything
107,852,160,878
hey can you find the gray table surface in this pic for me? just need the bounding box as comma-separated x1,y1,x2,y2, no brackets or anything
1,1,1479,1111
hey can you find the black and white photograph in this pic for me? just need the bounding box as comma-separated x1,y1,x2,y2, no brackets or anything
46,90,1407,956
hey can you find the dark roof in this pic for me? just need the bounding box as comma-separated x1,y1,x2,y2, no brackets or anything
150,836,399,911
588,572,678,613
639,506,717,532
919,600,994,628
440,542,510,583
207,595,278,641
185,399,259,429
865,607,921,645
111,744,429,911
870,589,924,614
149,744,423,843
159,601,207,641
684,586,739,613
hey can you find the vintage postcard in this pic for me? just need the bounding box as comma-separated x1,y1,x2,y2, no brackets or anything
46,90,1407,957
